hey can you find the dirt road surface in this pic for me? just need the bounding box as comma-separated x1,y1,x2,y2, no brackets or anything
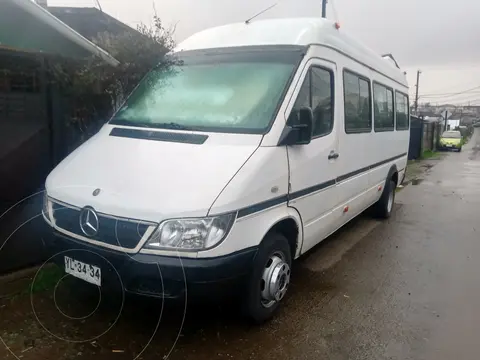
1,130,480,360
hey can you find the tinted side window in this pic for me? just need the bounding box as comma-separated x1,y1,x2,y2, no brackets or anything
343,71,371,133
373,83,394,131
395,92,409,130
290,66,334,137
289,72,310,127
311,67,333,137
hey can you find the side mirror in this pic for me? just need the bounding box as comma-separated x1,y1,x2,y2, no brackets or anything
278,107,314,146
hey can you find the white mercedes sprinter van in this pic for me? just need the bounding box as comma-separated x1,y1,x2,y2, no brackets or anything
43,18,409,323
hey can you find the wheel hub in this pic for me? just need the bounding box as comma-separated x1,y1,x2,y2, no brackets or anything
261,254,291,307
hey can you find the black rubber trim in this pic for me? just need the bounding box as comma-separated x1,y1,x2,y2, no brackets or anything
110,127,208,144
336,166,370,183
235,152,407,218
337,152,407,183
289,179,336,200
237,195,288,218
371,152,407,169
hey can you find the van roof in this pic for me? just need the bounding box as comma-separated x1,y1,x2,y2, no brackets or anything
174,18,408,87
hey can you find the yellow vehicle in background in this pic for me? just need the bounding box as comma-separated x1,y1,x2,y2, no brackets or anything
439,130,463,152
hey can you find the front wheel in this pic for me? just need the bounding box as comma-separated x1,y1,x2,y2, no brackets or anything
243,233,292,324
372,179,396,219
458,147,462,152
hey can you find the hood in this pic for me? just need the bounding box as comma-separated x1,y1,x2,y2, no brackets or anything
46,126,261,222
441,137,461,144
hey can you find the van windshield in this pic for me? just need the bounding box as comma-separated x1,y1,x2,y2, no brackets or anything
110,46,304,134
442,131,461,139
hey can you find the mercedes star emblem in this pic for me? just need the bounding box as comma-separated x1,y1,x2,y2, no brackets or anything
79,206,99,237
92,188,101,196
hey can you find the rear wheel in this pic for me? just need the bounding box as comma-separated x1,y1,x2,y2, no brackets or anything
373,179,396,219
243,233,292,324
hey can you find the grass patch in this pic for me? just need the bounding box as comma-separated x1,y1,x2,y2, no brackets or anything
30,264,64,293
421,150,438,159
2,265,64,301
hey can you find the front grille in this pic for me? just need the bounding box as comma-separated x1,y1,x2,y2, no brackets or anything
52,202,151,249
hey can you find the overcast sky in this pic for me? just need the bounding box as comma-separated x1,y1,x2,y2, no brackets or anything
49,0,480,105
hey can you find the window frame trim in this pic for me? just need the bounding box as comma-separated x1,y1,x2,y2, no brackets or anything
309,65,336,140
372,80,395,132
343,68,372,134
395,90,410,131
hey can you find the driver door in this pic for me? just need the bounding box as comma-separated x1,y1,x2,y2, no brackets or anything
286,59,339,254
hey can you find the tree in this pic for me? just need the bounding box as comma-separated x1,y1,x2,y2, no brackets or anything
90,15,177,102
49,16,178,148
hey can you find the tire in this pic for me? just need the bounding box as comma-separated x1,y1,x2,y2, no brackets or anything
458,147,462,152
373,179,396,219
243,232,292,324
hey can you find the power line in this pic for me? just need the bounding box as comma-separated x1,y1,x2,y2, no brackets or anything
419,79,480,95
419,85,480,98
420,92,480,100
419,92,480,104
420,99,480,107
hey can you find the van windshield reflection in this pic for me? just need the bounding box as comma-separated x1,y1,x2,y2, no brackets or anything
110,48,303,134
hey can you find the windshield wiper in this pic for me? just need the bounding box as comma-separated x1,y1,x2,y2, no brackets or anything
155,122,194,130
110,119,193,130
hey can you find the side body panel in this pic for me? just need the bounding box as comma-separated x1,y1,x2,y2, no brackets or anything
281,47,340,254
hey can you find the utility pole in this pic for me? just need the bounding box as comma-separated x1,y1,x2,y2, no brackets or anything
414,69,421,115
322,0,327,18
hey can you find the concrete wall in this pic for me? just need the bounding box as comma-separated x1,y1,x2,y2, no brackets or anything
422,122,443,152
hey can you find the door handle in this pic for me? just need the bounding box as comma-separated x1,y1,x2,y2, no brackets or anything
328,151,339,160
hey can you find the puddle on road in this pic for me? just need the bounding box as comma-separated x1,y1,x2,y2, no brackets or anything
411,178,424,185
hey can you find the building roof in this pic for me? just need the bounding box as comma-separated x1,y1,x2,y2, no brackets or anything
0,0,119,66
47,7,139,43
175,18,408,87
423,116,442,123
418,111,438,118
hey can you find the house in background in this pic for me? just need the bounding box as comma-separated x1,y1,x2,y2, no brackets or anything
48,5,141,43
0,0,127,210
0,0,132,274
447,119,461,130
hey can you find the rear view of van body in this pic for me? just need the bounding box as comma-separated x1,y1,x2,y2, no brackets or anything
43,18,409,323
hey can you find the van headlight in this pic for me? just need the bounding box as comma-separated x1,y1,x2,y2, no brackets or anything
144,213,235,250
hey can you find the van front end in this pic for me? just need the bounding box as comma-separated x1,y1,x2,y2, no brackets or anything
41,135,295,320
41,125,265,302
43,208,257,301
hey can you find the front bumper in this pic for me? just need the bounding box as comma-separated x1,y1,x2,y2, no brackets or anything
439,144,461,150
47,231,257,301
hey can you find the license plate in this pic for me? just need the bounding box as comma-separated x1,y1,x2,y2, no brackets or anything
446,144,452,147
64,256,101,286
